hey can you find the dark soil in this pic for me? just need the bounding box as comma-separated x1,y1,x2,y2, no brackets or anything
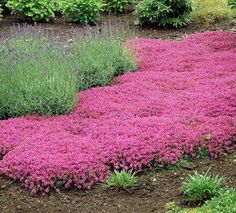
0,153,236,213
0,13,236,39
0,13,236,213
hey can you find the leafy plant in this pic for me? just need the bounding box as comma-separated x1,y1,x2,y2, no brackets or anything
106,170,137,189
6,0,56,22
190,0,235,24
229,0,236,9
103,0,132,13
134,0,193,28
62,0,102,25
181,169,226,203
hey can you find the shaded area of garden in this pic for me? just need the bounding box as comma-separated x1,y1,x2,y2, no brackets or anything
0,31,235,194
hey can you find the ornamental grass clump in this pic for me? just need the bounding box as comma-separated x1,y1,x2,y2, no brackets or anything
0,32,77,119
106,170,137,189
181,170,226,203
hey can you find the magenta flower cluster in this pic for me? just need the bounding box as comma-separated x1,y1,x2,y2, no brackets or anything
0,32,236,193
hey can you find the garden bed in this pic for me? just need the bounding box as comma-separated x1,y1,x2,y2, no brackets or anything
0,31,236,195
0,13,236,39
0,153,235,212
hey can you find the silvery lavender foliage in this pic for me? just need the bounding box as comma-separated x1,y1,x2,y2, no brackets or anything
0,24,78,119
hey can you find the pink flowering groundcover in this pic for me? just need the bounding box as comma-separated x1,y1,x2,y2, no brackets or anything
0,31,236,193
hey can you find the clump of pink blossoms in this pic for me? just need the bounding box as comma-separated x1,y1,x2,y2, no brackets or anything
0,31,236,193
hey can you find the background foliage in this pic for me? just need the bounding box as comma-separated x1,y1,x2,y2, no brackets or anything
190,0,236,24
134,0,193,28
61,0,102,25
6,0,56,22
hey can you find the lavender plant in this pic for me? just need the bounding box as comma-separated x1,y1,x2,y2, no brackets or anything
0,31,77,119
71,29,137,91
0,24,138,119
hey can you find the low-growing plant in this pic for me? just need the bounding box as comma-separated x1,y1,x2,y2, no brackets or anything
103,0,132,13
181,169,226,203
166,189,236,212
134,0,193,28
0,34,77,119
106,170,137,189
190,0,236,24
62,0,102,25
6,0,56,22
195,188,236,213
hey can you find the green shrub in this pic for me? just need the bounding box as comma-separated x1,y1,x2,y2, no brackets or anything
103,0,132,13
181,170,226,203
229,0,236,9
0,35,77,119
106,170,137,189
6,0,56,22
62,0,102,25
72,33,138,91
134,0,193,28
190,0,235,24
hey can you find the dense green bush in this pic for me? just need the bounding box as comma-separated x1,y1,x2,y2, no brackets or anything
6,0,56,22
134,0,192,28
62,0,102,25
72,32,138,91
190,0,235,24
0,35,77,119
181,170,225,203
103,0,132,13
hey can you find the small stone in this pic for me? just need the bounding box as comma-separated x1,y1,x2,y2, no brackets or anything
182,163,195,170
16,205,22,210
0,184,7,189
